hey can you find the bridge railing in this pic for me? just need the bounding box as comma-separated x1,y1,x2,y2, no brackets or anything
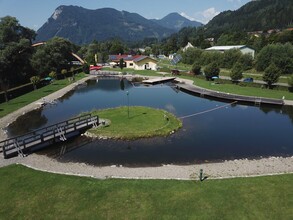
0,114,99,155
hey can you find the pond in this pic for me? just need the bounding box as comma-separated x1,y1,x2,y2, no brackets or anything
7,78,293,166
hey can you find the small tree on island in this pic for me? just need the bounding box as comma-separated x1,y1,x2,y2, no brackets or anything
203,62,220,81
30,76,40,90
263,63,281,88
230,62,243,83
119,58,124,70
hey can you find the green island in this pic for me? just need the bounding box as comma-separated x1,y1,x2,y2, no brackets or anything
85,106,182,140
0,165,292,219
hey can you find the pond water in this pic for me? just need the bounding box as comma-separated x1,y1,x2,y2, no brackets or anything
7,78,293,166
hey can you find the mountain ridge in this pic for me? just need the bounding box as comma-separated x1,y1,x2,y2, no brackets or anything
36,5,202,44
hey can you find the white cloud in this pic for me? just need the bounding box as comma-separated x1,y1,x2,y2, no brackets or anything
192,7,220,24
180,12,196,21
202,7,220,22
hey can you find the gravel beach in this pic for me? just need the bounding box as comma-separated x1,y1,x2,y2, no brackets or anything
0,75,292,180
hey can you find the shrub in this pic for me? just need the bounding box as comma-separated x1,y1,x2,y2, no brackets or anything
230,62,243,82
263,63,281,88
30,76,40,90
49,71,57,80
191,62,201,75
204,62,220,80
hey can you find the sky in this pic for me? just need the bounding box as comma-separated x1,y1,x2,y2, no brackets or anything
0,0,251,30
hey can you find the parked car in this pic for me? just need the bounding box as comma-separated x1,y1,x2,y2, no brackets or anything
243,77,253,83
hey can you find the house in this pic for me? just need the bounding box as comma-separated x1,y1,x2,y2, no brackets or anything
205,45,255,58
169,53,176,60
109,55,158,70
182,42,194,52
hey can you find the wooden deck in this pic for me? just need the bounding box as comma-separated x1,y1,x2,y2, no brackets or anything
0,114,99,159
177,83,284,106
142,77,176,85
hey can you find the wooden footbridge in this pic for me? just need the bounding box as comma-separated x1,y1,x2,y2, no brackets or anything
0,114,99,159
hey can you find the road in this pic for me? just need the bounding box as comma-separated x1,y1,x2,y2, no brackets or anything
219,75,289,87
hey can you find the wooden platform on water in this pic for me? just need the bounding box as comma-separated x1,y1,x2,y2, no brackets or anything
177,83,284,106
142,77,176,85
0,114,99,159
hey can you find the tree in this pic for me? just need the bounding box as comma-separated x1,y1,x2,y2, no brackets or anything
31,37,74,75
287,74,293,88
61,69,67,79
119,58,124,70
255,43,293,74
191,62,201,75
230,62,243,82
204,62,220,81
30,76,40,90
181,48,203,65
263,63,281,88
0,16,36,94
221,49,242,69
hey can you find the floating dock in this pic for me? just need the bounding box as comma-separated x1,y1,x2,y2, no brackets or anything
177,83,284,106
0,114,99,159
142,77,176,85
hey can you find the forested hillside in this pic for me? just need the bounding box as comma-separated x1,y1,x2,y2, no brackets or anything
206,0,293,37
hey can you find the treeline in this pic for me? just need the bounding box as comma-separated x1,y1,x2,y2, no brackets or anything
206,0,293,38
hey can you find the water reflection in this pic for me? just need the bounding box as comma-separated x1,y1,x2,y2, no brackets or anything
6,78,293,166
7,109,48,135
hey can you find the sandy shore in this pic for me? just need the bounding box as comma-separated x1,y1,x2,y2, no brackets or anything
0,74,292,180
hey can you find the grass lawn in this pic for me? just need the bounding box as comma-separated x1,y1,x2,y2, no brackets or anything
179,75,293,100
0,73,86,118
220,69,290,84
0,164,292,219
86,106,182,140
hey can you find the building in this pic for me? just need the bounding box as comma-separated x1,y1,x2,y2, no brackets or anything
109,55,158,70
205,45,255,58
182,42,194,52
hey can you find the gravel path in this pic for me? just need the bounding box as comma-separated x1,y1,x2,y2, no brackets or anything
0,74,292,180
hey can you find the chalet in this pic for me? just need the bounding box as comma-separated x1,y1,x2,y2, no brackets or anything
205,45,255,58
109,55,158,70
182,42,194,52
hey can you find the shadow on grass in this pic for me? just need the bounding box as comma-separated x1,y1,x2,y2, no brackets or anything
128,112,147,119
42,90,54,93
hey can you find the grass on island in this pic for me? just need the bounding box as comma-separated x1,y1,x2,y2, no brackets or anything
0,164,292,219
86,106,182,140
0,73,86,118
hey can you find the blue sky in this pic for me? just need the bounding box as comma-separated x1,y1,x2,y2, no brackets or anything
0,0,251,30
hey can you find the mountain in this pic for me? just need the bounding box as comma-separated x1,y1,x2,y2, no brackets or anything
36,6,177,44
206,0,293,36
151,13,202,31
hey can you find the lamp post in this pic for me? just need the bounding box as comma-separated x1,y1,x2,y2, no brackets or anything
126,90,129,118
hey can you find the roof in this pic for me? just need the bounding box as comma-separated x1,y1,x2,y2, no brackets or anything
133,56,157,63
205,45,253,51
109,54,157,63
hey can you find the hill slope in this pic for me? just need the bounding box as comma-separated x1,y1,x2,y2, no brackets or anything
206,0,293,36
36,6,175,44
152,13,202,31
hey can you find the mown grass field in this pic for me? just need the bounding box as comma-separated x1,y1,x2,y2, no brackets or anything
0,164,292,219
87,106,182,140
0,73,86,118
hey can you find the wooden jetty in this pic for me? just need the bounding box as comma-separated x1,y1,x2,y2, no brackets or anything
142,77,176,85
177,83,284,106
0,114,99,159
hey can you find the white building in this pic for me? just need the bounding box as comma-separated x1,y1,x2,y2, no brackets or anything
182,42,194,52
205,45,255,58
